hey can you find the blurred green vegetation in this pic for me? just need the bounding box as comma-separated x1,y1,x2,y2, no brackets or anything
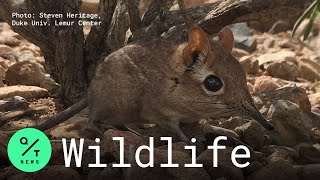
293,0,320,40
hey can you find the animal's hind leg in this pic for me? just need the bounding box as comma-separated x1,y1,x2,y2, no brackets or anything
88,118,105,135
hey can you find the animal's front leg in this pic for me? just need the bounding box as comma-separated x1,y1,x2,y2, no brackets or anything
155,119,206,156
89,118,140,136
155,120,193,145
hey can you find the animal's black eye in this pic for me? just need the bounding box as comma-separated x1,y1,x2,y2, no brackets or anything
203,75,223,92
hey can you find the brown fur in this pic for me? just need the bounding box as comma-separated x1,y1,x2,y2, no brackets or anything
88,26,273,144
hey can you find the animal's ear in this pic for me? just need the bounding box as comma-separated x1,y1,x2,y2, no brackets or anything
218,27,234,52
182,26,210,67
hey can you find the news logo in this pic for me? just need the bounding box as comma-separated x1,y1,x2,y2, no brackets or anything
7,128,52,172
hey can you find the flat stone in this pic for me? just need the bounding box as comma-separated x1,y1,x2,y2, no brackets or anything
239,56,259,75
229,23,257,52
0,85,49,100
298,58,320,82
309,93,320,106
0,96,28,112
267,100,312,146
253,76,281,93
235,121,265,150
266,60,299,81
0,44,14,59
257,50,297,66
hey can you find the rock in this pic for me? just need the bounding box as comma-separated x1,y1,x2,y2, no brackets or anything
314,79,320,92
0,56,11,69
257,50,297,66
235,121,265,150
246,160,299,180
0,65,4,87
278,38,303,52
294,164,320,180
266,60,299,81
0,22,12,32
87,170,104,180
310,127,320,143
205,125,240,140
100,129,145,163
126,148,210,180
219,117,249,131
49,140,66,166
262,38,275,49
17,51,37,62
0,133,10,166
88,164,124,180
0,64,5,79
267,100,313,146
239,56,259,75
312,105,320,116
253,86,312,115
99,163,124,179
0,85,49,100
19,44,41,57
0,35,20,46
243,161,263,176
0,96,28,112
35,56,45,65
295,143,320,164
232,48,250,59
5,61,58,93
1,166,33,180
263,145,298,164
298,58,320,82
247,82,254,92
5,61,45,85
197,148,244,180
299,47,316,59
308,93,320,106
0,44,14,59
40,76,60,94
229,23,257,52
34,165,81,179
253,76,281,93
49,138,97,173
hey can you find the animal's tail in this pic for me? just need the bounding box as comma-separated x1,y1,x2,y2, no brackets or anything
2,98,88,136
34,98,88,131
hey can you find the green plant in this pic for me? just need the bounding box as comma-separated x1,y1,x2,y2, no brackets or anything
292,0,320,40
